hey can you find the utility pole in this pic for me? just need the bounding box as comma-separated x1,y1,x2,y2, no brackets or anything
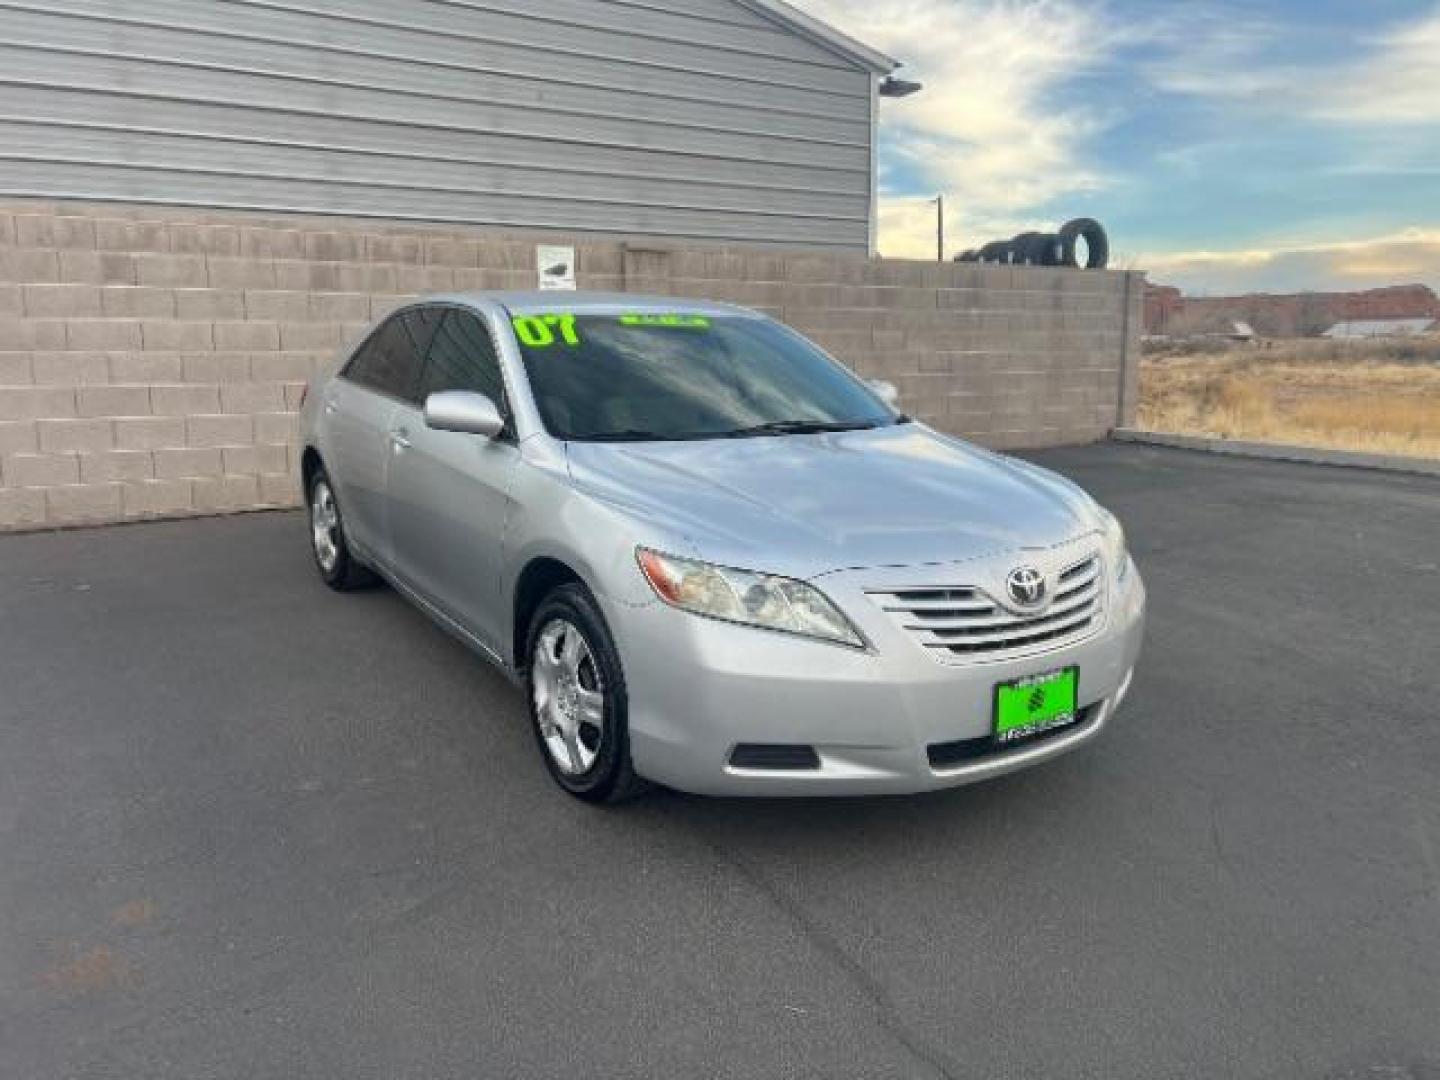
931,195,945,262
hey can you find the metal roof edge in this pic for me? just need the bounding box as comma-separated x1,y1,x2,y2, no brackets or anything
735,0,900,74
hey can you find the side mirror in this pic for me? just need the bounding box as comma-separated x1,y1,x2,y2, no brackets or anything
424,391,505,438
867,379,900,407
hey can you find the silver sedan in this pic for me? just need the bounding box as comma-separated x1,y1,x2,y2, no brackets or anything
300,293,1146,801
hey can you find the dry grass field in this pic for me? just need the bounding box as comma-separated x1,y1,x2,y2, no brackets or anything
1139,338,1440,459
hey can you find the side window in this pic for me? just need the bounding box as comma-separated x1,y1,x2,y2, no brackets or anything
421,310,508,409
343,308,441,403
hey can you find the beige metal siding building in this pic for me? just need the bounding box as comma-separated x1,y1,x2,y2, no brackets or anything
0,0,897,250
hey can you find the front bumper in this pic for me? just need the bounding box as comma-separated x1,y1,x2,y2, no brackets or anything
613,559,1146,796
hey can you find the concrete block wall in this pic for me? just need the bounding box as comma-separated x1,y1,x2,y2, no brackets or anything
1,201,1141,532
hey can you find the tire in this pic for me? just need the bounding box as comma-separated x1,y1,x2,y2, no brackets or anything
1011,232,1041,265
308,468,375,591
976,241,1010,264
1024,232,1062,267
1058,218,1110,269
525,583,648,803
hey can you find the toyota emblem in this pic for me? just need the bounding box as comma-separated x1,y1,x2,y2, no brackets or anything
1006,566,1046,607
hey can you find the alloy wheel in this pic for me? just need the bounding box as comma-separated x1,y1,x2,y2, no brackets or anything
311,479,340,573
531,618,606,776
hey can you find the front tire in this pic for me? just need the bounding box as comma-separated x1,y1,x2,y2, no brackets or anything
525,583,647,803
308,468,374,591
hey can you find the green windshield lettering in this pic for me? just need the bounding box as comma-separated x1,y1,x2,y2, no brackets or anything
515,313,710,349
512,314,580,347
619,314,711,329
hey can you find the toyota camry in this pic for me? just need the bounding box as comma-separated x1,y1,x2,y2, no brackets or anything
299,293,1146,801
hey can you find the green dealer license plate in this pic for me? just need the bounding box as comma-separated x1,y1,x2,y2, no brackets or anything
994,667,1079,745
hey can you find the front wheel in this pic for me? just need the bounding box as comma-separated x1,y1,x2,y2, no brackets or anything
525,584,647,803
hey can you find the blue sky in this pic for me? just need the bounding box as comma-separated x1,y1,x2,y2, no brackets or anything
798,0,1440,294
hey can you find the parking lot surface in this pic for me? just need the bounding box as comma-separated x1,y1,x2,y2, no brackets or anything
2,442,1438,1079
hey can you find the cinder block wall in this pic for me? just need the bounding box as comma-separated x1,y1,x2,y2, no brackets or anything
0,201,1141,532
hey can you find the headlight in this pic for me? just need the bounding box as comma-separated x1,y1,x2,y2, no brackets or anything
636,548,864,648
1099,508,1131,584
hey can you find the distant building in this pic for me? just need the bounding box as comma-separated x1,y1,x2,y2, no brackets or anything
1323,318,1438,339
1144,283,1440,338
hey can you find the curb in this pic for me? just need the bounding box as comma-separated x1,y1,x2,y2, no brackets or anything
1111,429,1440,478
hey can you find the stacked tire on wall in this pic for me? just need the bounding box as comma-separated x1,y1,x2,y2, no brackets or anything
956,218,1109,269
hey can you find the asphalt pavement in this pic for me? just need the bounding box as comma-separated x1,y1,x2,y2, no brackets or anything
2,442,1438,1079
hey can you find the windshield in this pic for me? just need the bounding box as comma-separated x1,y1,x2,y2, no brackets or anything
509,312,900,441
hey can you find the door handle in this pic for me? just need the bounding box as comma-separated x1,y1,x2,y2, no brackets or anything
390,428,412,451
323,398,338,415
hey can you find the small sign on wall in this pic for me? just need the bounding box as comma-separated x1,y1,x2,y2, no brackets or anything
537,244,576,291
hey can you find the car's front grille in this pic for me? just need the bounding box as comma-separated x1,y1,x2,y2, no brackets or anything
868,553,1104,663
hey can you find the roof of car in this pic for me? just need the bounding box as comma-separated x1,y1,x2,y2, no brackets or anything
425,292,762,318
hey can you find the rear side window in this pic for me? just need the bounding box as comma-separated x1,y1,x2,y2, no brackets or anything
421,309,507,408
344,308,442,403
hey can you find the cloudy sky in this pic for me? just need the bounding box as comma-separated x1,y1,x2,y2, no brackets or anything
795,0,1440,295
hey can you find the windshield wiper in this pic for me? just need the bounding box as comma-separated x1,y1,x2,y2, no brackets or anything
720,420,880,438
570,420,888,442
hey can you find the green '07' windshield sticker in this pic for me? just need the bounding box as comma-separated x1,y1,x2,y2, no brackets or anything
511,314,580,348
619,314,711,329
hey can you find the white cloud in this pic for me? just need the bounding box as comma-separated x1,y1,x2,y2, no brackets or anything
1139,4,1440,127
876,197,949,260
1311,9,1440,125
794,0,1123,256
1141,229,1440,294
1136,8,1294,101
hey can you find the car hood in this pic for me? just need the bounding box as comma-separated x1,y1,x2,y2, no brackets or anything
565,424,1099,580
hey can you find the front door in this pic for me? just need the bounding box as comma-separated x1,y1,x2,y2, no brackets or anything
386,308,520,652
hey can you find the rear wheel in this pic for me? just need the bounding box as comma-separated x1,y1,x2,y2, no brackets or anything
308,469,374,591
526,584,647,803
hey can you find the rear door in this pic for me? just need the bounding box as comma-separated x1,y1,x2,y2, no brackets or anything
323,310,435,564
386,307,521,650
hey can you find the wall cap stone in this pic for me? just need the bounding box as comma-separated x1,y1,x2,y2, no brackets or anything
1112,429,1440,478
